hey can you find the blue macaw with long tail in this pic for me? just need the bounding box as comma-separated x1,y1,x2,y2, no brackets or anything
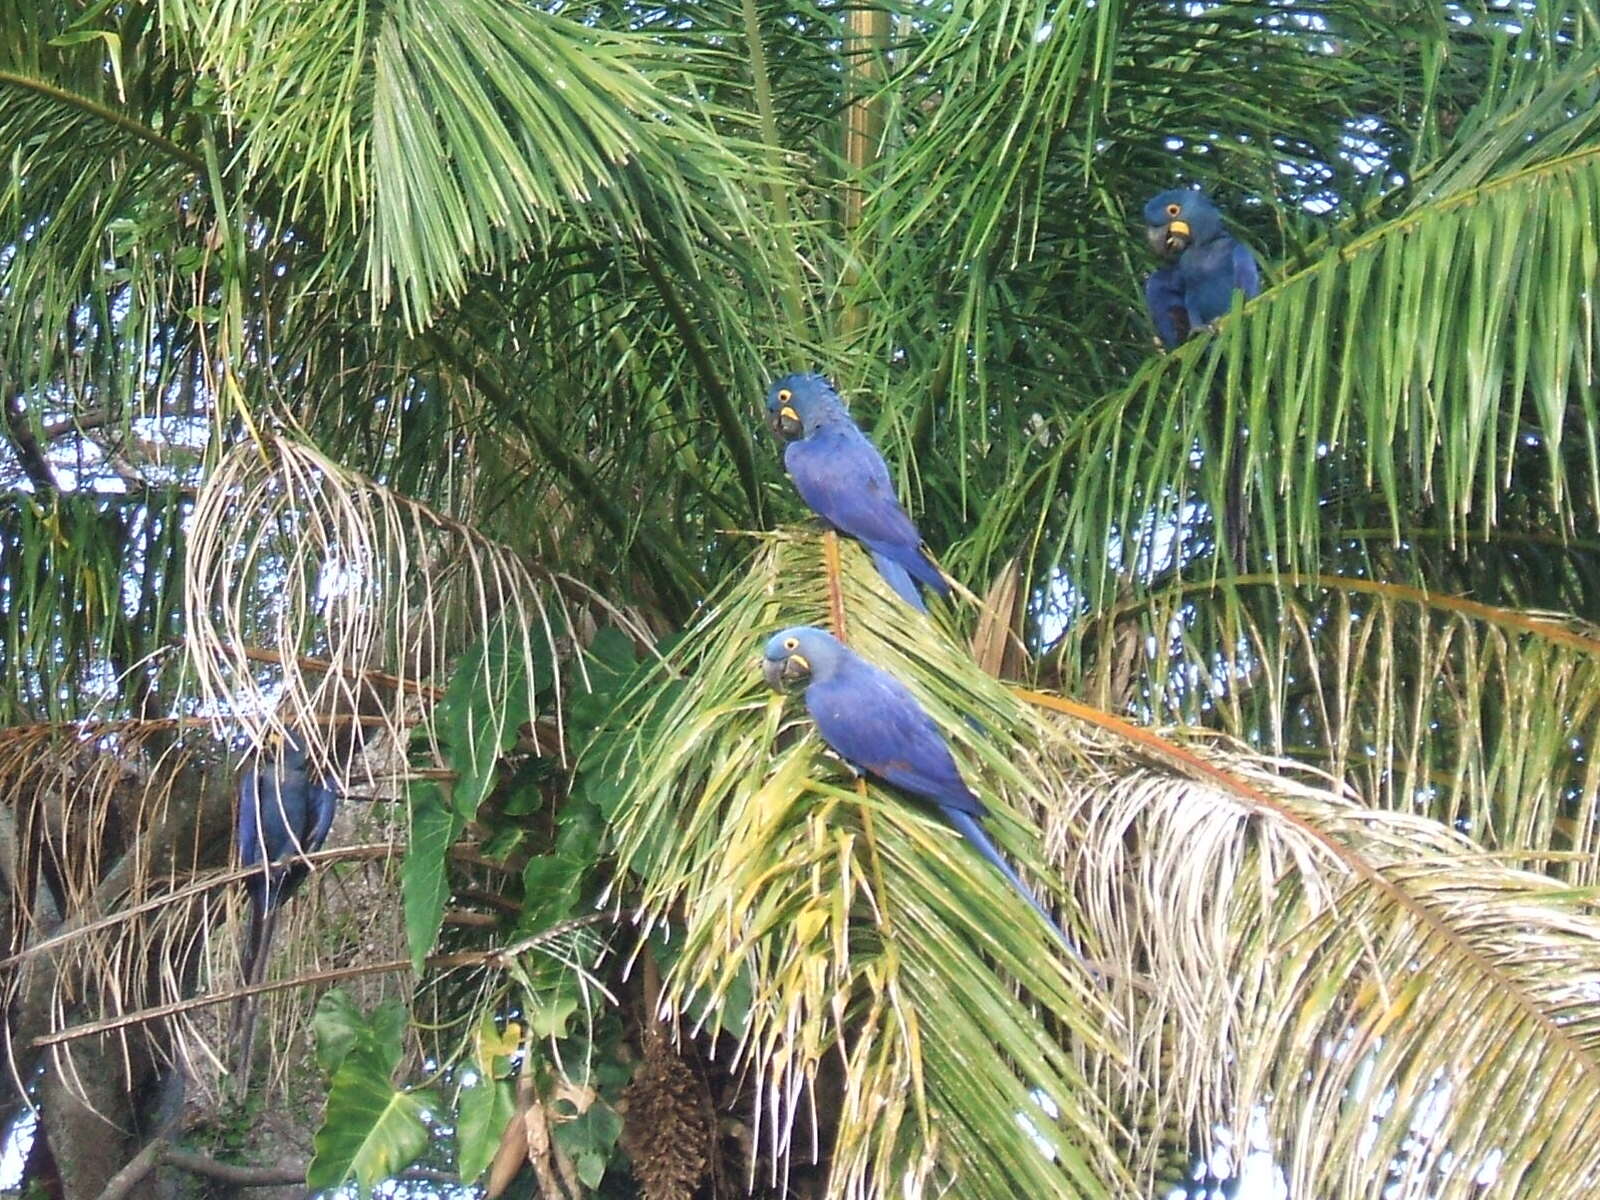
761,626,1071,950
232,732,338,1082
1143,189,1260,349
1143,189,1260,568
765,373,950,613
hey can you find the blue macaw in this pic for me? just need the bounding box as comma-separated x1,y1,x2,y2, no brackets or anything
233,733,337,1077
765,373,949,613
761,626,1070,948
1142,189,1260,349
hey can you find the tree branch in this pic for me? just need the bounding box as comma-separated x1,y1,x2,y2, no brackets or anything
2,386,58,495
96,1141,462,1198
637,241,767,527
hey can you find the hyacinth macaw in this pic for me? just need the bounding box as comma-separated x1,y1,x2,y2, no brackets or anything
233,732,337,1076
765,373,949,613
1143,189,1260,349
761,626,1070,948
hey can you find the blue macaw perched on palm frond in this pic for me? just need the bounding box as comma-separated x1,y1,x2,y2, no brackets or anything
1143,189,1260,349
761,626,1071,949
765,373,949,613
232,732,338,1080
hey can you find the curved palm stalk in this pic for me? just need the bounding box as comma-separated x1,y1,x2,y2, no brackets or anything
183,433,637,775
1061,573,1600,886
598,530,1127,1198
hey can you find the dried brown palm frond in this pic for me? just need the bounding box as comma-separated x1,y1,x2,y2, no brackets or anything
1036,708,1600,1200
0,708,404,1103
0,721,231,1094
184,432,652,781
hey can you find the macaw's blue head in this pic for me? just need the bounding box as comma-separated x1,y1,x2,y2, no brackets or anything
762,625,846,692
1143,188,1222,258
263,728,312,775
765,373,846,442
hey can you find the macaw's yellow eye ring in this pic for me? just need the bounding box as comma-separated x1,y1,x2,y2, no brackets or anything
777,388,793,403
783,637,799,651
1165,203,1182,217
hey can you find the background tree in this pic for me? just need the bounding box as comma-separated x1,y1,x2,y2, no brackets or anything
3,0,1600,1196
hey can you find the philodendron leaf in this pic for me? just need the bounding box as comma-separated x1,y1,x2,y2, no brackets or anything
308,992,434,1196
312,989,369,1074
436,615,554,820
456,1075,517,1181
403,780,465,972
307,1052,434,1196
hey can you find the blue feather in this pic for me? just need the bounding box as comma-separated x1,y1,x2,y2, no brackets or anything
868,551,927,613
939,806,1076,955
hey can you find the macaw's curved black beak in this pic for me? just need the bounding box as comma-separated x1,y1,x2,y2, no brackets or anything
767,405,803,441
762,654,811,693
1148,220,1191,258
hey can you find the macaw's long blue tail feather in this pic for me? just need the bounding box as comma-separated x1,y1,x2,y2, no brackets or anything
940,806,1083,964
230,893,277,1094
873,540,950,599
868,552,928,612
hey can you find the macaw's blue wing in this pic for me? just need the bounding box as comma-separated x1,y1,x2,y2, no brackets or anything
785,427,949,607
801,655,1081,955
1145,265,1190,349
306,779,337,852
232,749,339,1089
1182,233,1260,329
804,665,985,818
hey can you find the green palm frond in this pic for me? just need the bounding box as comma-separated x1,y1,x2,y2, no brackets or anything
1005,56,1600,607
160,0,785,324
597,531,1127,1198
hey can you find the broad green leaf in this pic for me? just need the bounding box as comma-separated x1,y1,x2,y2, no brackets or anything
552,1100,623,1189
526,990,579,1040
403,781,464,972
307,1045,435,1196
312,990,368,1074
435,616,551,820
455,1075,515,1182
315,991,408,1076
520,854,584,931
